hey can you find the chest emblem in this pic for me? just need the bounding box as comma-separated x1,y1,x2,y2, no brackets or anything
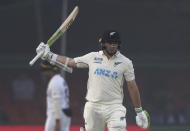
93,57,103,64
94,68,118,79
114,62,122,67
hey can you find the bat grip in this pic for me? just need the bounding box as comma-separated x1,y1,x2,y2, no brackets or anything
29,51,43,66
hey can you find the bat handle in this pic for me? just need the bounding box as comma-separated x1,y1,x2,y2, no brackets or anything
29,51,43,66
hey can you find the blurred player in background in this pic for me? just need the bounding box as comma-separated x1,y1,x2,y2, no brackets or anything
37,30,150,131
40,61,72,131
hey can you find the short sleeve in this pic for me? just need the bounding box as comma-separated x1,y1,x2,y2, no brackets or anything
124,60,135,81
74,52,93,68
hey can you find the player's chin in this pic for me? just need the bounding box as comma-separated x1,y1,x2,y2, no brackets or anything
108,51,117,56
111,50,117,54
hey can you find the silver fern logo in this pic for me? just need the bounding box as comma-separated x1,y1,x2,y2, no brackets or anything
114,62,122,67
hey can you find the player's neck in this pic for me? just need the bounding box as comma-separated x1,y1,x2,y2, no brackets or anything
103,50,114,59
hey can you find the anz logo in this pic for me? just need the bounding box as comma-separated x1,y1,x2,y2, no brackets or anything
94,68,118,79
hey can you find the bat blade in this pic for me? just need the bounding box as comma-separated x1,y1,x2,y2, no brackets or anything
29,6,79,66
47,6,79,47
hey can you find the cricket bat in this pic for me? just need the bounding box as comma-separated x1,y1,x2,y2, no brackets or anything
29,6,79,66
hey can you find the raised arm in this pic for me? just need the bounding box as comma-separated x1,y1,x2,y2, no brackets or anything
35,42,90,72
35,42,76,73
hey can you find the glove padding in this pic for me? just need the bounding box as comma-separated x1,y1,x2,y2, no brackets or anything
136,110,150,129
36,42,52,60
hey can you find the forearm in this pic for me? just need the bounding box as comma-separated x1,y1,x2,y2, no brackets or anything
56,55,76,68
35,42,76,68
127,80,141,108
127,81,150,129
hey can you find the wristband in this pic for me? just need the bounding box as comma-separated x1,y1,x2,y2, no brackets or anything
51,54,58,63
47,53,58,65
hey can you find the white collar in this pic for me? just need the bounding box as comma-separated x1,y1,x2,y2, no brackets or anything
99,50,120,57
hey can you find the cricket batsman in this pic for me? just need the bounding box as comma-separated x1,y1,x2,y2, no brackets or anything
36,29,150,131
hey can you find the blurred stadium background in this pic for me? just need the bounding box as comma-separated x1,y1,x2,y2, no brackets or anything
0,0,190,131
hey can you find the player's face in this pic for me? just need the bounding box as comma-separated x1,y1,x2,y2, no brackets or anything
104,42,118,56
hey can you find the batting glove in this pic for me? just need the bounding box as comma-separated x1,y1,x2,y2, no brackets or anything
135,107,150,129
36,42,53,60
